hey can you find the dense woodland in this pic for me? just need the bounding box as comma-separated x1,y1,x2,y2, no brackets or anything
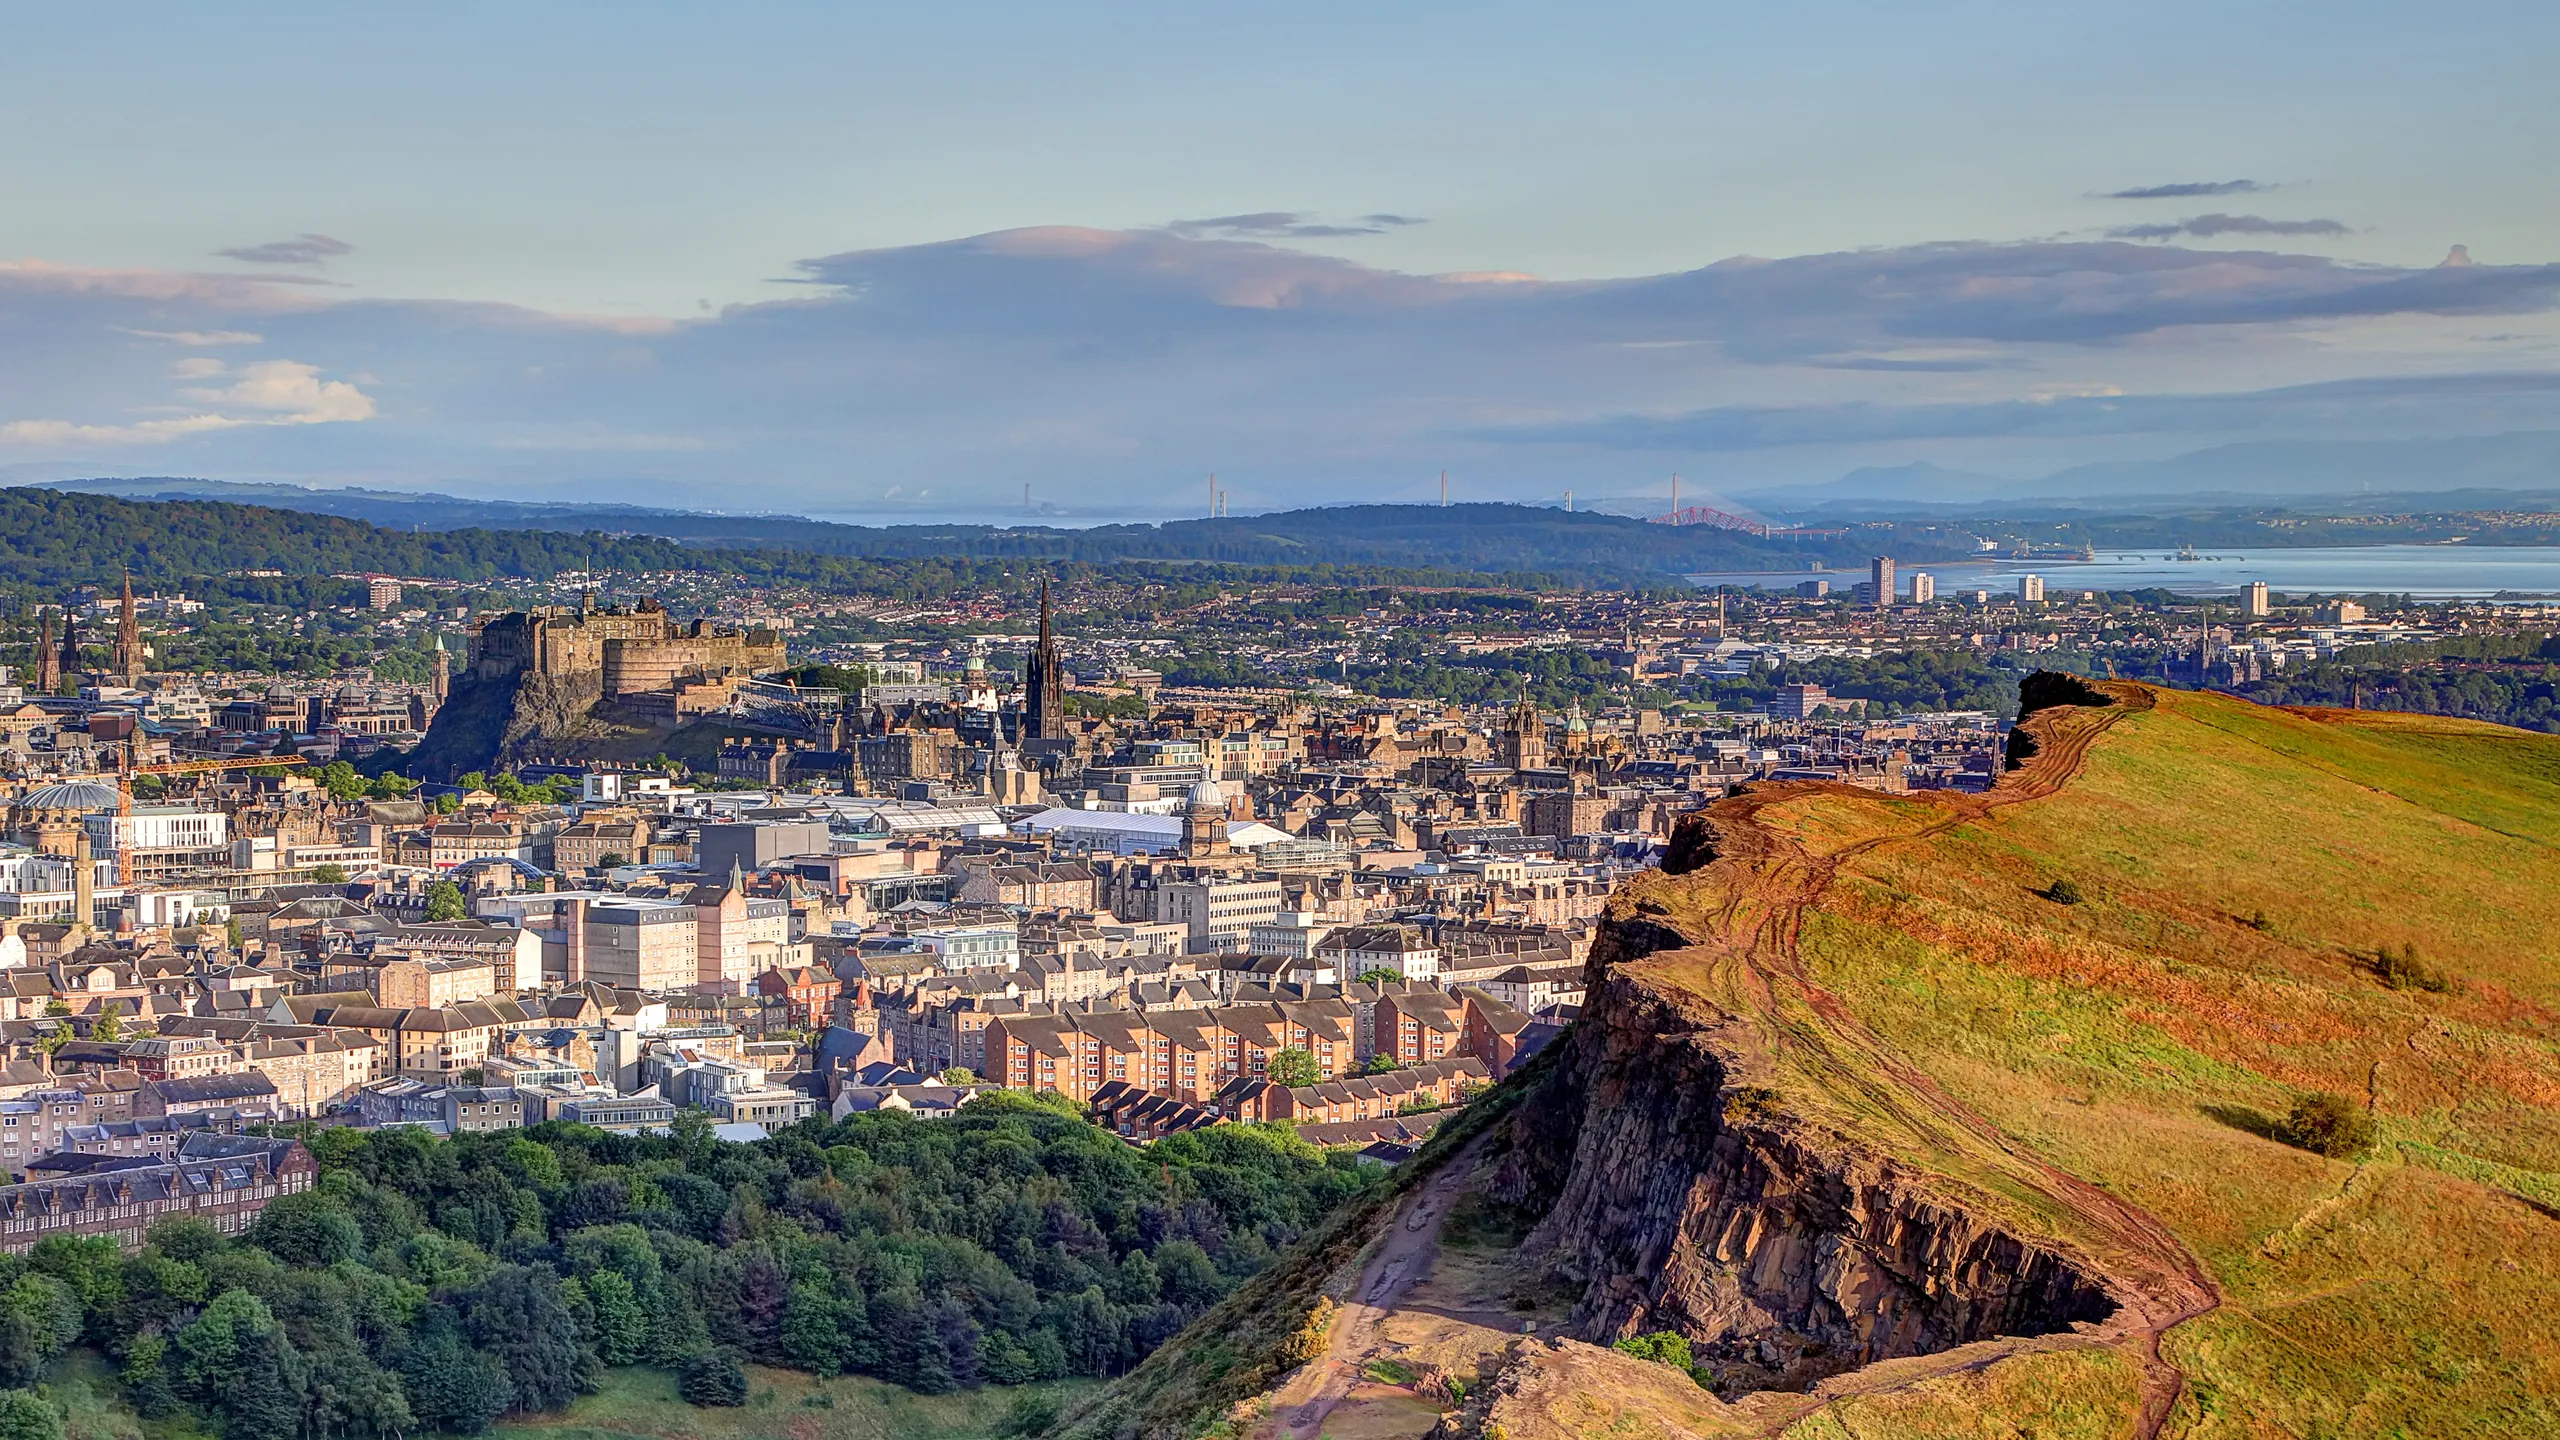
0,1100,1370,1438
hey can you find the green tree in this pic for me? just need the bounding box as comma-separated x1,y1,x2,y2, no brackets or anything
0,1276,77,1385
583,1269,648,1366
311,862,349,885
940,1067,977,1084
678,1347,748,1407
175,1289,308,1439
398,1332,512,1435
424,881,467,922
119,1333,180,1418
1361,1053,1403,1075
1265,1048,1322,1088
0,1390,62,1440
596,852,628,870
461,1265,591,1413
90,1010,121,1043
315,761,370,801
245,1189,364,1266
1357,967,1402,985
779,1281,843,1375
2283,1092,2374,1159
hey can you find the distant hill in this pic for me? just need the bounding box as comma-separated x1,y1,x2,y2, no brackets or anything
14,483,1965,583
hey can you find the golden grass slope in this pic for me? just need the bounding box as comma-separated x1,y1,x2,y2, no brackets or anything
1748,686,2560,1436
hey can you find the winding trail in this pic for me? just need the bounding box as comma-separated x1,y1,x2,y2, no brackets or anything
1266,1137,1485,1440
1668,683,2220,1439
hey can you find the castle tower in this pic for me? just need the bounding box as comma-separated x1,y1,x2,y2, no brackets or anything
1025,577,1066,741
430,639,450,706
33,610,58,694
114,572,142,683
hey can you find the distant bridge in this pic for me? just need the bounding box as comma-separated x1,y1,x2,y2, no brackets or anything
1647,504,1773,537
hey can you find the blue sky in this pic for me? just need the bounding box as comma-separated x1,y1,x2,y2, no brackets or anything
5,2,2559,517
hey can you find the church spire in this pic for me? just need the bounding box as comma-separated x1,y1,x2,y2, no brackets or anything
1025,576,1065,742
114,570,142,683
33,609,58,694
56,603,79,686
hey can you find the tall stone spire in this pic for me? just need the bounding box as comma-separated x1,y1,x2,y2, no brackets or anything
114,571,142,683
1025,577,1066,741
56,605,80,686
33,609,58,694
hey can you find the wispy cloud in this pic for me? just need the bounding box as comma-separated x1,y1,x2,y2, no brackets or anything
2106,213,2350,242
116,327,263,346
215,233,353,266
1162,211,1425,240
2104,180,2272,200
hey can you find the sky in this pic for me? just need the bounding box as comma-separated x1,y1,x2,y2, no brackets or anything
4,2,2560,520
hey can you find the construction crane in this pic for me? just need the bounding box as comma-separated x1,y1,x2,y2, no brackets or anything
104,754,306,887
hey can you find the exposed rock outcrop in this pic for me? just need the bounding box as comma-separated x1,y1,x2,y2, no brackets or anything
1487,915,2119,1389
405,668,608,779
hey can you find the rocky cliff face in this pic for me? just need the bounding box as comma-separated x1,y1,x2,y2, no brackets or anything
406,668,607,779
1487,915,2119,1390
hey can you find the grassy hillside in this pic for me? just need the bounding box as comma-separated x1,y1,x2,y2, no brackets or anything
1731,687,2560,1435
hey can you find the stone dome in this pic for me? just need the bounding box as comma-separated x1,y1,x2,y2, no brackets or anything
16,779,121,815
1186,777,1224,812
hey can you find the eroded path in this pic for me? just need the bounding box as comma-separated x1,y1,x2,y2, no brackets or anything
1263,1137,1486,1440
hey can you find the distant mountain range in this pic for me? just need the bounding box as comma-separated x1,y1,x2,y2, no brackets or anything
1740,432,2560,515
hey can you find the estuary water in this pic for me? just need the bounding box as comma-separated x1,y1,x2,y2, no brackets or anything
1689,546,2560,601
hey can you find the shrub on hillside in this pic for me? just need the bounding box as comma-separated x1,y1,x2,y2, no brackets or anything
2374,943,2451,993
1612,1331,1693,1370
679,1348,748,1407
2044,878,2084,905
2283,1092,2374,1159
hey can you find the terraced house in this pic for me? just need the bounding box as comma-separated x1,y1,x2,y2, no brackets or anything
0,1133,315,1251
982,998,1360,1103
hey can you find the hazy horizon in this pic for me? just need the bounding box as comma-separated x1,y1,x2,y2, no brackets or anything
7,5,2559,516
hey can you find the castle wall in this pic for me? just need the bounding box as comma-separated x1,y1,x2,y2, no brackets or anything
466,608,778,694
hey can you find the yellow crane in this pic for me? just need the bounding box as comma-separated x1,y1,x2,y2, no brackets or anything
106,754,306,887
